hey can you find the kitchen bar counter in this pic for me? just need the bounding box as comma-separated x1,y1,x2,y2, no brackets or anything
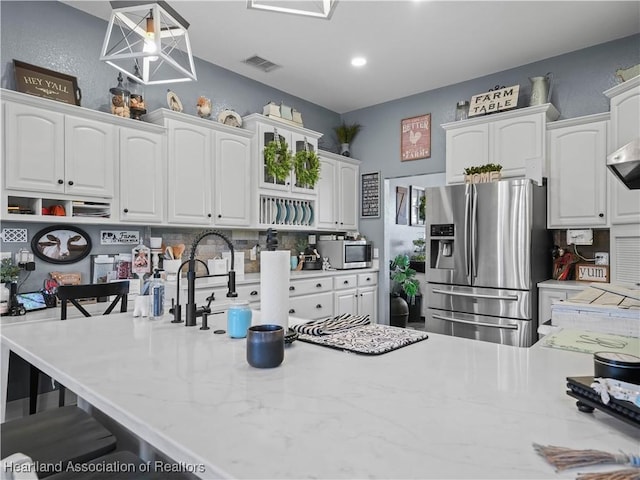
1,313,636,479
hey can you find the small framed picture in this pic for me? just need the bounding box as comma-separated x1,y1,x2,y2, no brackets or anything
31,225,92,264
410,186,426,226
395,186,409,225
13,59,81,106
401,114,431,161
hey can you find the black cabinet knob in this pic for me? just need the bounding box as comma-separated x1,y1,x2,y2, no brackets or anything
123,208,129,213
250,290,258,296
289,286,295,291
315,304,322,309
316,283,322,288
208,213,212,218
218,214,222,218
599,213,604,218
289,308,295,314
343,280,349,284
68,180,74,186
57,179,63,184
366,277,370,281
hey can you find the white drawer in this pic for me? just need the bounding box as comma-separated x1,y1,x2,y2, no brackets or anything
333,275,358,290
358,273,378,287
289,292,333,320
289,277,332,297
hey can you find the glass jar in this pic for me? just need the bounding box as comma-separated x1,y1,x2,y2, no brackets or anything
227,301,252,338
109,73,130,118
455,100,469,121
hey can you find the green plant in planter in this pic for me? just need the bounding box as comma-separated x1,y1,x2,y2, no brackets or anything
411,238,426,263
0,258,20,283
294,149,320,188
418,194,426,222
264,139,293,182
333,122,362,145
463,163,503,175
390,254,419,302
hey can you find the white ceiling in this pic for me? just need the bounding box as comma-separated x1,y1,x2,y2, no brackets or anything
64,0,640,114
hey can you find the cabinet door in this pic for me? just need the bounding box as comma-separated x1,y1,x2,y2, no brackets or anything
289,292,333,320
609,84,640,224
547,121,607,227
167,122,213,224
316,157,337,229
258,124,291,192
119,128,164,223
610,224,640,287
338,161,358,230
445,124,489,184
334,289,358,316
290,132,318,195
491,113,544,179
4,102,65,194
538,288,568,325
358,287,377,320
65,116,115,198
214,132,251,226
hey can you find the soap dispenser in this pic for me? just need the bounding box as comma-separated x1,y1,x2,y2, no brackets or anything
149,270,165,320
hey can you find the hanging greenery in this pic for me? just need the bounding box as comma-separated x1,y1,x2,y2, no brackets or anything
264,139,293,182
463,163,503,175
294,149,321,188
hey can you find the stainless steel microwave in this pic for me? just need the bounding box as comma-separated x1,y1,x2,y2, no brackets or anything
317,239,373,269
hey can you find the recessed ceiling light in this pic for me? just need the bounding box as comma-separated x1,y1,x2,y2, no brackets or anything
351,57,367,67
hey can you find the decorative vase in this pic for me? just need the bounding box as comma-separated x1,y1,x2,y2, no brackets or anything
389,294,409,328
340,143,351,157
402,292,423,324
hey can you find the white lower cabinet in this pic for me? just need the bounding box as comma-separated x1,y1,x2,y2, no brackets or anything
334,273,378,319
288,277,333,320
538,281,585,326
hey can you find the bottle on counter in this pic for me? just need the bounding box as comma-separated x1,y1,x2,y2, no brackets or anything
149,270,165,320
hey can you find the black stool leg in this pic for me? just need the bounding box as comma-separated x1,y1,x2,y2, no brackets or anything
58,385,66,407
29,365,39,414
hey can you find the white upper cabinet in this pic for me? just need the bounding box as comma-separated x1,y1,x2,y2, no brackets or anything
316,151,359,231
5,99,115,198
214,131,252,227
442,104,559,184
604,76,640,225
119,126,165,224
547,114,609,228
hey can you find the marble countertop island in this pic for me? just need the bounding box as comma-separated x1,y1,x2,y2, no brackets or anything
1,313,636,479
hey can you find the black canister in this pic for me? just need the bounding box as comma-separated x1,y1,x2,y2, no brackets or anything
594,352,640,384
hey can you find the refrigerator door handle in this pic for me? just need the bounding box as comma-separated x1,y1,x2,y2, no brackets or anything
431,314,519,330
464,184,472,283
471,184,478,279
432,288,519,301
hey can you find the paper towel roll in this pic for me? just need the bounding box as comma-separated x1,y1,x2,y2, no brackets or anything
260,250,290,330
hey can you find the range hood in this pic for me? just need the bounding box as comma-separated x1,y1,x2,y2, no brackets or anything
607,138,640,190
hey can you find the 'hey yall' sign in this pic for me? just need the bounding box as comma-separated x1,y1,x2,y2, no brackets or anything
469,85,519,117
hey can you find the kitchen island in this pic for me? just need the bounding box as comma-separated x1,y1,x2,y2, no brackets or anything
1,313,636,479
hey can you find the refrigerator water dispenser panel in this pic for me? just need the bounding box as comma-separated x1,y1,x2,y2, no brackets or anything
429,224,455,269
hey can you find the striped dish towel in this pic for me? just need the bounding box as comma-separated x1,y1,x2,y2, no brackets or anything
291,313,371,336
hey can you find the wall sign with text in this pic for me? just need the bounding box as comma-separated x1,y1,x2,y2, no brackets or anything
13,59,82,106
360,171,381,218
575,263,609,283
469,85,519,117
401,114,431,161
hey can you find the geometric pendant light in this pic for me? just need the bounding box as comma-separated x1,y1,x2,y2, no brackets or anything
100,1,197,85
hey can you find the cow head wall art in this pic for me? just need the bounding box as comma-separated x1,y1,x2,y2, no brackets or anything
31,226,92,264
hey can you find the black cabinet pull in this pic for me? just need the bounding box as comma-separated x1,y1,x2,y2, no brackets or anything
289,308,295,314
123,208,129,213
315,304,322,309
289,286,295,291
366,277,370,281
343,280,349,284
68,180,74,186
57,179,63,184
208,213,212,218
599,213,604,218
218,214,222,218
316,283,322,288
250,290,258,296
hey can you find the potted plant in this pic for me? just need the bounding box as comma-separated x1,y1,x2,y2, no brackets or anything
293,149,321,188
389,254,420,328
264,138,293,182
410,237,426,273
333,122,361,157
0,258,20,309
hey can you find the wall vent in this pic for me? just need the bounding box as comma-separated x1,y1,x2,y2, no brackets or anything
243,55,281,73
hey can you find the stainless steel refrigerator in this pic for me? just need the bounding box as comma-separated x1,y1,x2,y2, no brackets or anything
424,178,551,347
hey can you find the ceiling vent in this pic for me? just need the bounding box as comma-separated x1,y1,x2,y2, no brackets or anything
243,55,281,73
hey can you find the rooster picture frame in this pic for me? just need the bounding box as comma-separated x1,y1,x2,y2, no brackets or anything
401,114,431,161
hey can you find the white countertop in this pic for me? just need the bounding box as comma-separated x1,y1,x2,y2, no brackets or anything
537,280,587,291
1,313,636,479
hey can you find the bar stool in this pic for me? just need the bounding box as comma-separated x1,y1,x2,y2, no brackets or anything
29,282,130,414
1,406,116,478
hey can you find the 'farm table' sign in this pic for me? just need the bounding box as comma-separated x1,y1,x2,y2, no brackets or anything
469,85,519,117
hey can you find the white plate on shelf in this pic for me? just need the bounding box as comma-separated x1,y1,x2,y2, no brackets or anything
275,200,282,224
302,203,310,224
270,199,277,224
285,202,292,224
296,203,304,225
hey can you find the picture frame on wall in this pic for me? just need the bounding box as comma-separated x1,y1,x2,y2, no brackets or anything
401,114,431,161
31,225,92,264
13,59,82,106
409,186,426,226
395,186,409,225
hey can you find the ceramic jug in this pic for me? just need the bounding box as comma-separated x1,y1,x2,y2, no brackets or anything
529,72,553,106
